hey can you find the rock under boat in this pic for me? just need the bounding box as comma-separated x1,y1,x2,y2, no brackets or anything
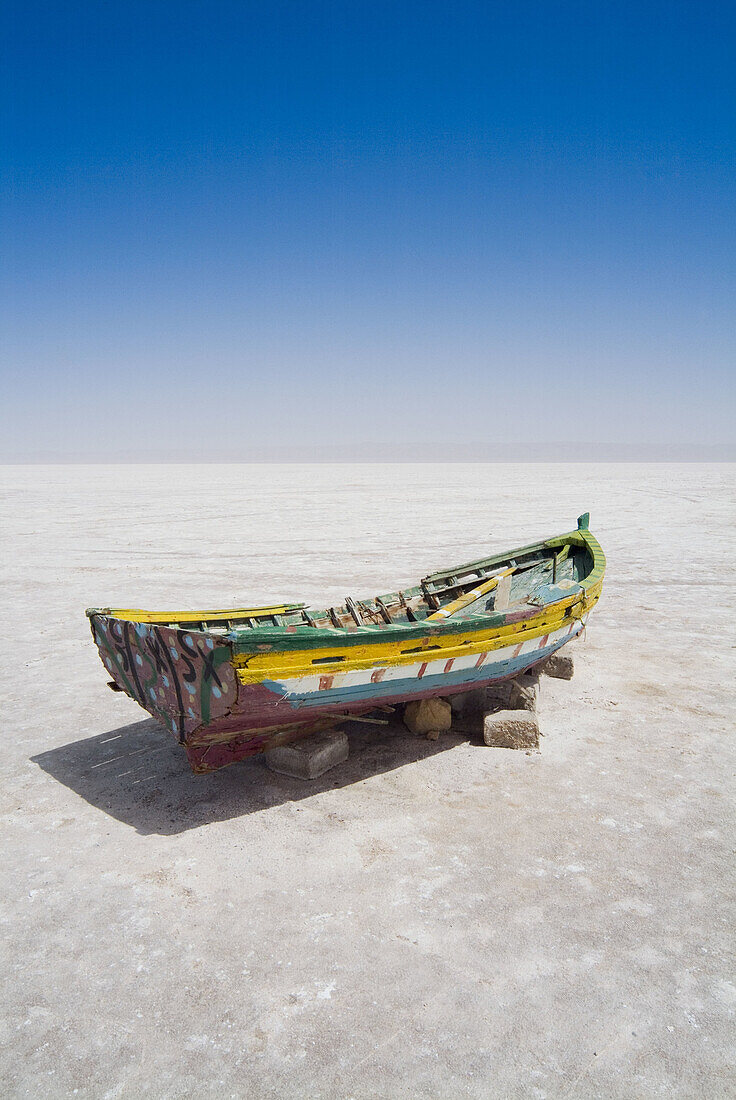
87,514,605,773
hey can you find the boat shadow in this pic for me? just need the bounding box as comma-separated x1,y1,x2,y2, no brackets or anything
32,718,470,836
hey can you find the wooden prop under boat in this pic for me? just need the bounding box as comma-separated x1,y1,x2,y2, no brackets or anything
86,514,605,774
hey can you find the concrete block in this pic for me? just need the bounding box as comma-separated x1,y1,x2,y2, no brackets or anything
403,697,452,735
265,730,349,779
483,710,540,751
541,652,574,680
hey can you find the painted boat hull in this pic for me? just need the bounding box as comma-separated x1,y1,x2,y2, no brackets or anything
90,611,585,773
88,519,605,773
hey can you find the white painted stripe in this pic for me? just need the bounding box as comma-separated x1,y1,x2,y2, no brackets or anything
269,620,582,698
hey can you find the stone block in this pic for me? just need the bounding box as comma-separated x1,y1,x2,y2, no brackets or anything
403,697,452,735
541,652,574,680
508,677,540,712
265,730,349,779
483,710,540,751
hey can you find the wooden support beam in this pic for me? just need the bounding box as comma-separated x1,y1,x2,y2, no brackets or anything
345,597,363,627
329,607,343,629
426,567,515,622
341,714,390,726
375,597,394,624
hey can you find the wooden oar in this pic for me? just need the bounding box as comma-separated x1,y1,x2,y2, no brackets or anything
426,566,515,621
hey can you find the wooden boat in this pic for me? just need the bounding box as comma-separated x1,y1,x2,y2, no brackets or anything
87,514,605,774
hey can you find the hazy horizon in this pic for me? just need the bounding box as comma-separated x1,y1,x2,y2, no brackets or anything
1,446,735,465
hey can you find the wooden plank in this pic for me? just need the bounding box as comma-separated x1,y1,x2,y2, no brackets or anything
420,582,441,609
341,714,390,725
494,572,513,611
426,568,514,621
425,565,509,599
329,607,343,629
345,597,363,627
555,545,571,567
375,597,394,624
104,602,307,625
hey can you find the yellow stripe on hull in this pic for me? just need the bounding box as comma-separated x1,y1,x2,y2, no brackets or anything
234,580,602,685
101,602,303,624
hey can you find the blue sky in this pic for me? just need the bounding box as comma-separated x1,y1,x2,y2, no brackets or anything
2,1,734,459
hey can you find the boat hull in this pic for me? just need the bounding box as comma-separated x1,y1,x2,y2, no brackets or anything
90,610,586,773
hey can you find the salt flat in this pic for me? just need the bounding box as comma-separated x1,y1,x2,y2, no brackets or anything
0,462,734,1099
